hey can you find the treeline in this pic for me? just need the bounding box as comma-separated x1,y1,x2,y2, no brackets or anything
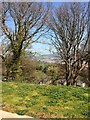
2,55,89,86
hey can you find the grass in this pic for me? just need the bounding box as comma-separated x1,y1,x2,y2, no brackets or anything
1,82,90,118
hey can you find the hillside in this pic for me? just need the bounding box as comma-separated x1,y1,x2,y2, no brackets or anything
34,54,61,63
1,82,90,118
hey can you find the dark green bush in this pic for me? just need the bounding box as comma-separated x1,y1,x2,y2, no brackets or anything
15,109,28,115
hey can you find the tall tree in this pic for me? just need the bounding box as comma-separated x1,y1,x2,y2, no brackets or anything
48,3,89,85
1,2,49,81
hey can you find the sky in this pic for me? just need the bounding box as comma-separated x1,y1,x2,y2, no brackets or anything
30,2,62,55
1,2,61,55
1,2,89,55
30,2,89,55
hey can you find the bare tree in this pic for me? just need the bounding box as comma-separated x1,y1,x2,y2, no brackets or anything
1,2,49,81
48,3,89,85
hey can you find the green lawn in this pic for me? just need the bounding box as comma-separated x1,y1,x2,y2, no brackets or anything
1,82,90,118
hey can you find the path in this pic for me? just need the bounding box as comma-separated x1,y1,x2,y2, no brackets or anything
0,110,33,119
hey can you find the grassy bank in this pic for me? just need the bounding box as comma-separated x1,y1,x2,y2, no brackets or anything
1,82,90,118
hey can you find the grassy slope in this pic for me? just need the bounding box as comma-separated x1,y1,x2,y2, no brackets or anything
1,82,90,118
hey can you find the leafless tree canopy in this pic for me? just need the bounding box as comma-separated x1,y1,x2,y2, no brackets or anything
2,2,49,50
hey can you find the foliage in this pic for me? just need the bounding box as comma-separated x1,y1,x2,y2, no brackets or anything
2,56,88,86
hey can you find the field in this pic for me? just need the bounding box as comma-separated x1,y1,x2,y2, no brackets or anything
1,82,90,118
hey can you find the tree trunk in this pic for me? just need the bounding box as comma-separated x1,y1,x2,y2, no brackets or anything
11,53,22,81
65,63,71,86
5,50,22,81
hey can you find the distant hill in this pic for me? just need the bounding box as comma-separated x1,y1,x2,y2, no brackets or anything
25,52,61,63
41,53,59,58
37,54,61,63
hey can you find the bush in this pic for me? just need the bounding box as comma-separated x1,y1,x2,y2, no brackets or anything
15,109,28,115
21,59,36,82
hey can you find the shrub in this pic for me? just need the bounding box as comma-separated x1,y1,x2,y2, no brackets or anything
21,59,36,82
15,109,28,115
